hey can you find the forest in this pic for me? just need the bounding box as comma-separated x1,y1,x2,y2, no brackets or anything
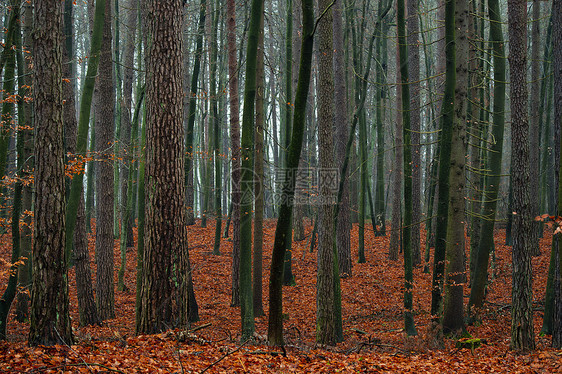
0,0,561,371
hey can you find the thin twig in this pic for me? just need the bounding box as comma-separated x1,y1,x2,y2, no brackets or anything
311,0,337,37
200,339,249,374
191,322,212,333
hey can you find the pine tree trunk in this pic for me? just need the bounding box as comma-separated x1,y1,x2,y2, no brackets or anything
95,0,116,321
137,0,197,333
29,0,73,346
508,0,535,352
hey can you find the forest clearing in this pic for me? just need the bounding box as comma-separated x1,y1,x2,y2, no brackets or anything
1,220,560,373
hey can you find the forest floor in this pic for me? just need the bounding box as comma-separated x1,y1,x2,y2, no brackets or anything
1,218,561,373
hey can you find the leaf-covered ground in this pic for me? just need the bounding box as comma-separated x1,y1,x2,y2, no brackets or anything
1,219,561,373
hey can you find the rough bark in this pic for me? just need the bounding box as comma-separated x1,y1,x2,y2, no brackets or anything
508,0,535,352
95,0,115,321
137,0,197,333
333,0,351,276
316,0,339,345
28,0,73,346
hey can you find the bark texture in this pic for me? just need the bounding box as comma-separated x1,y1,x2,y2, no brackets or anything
137,0,197,334
29,0,73,346
95,0,115,321
508,0,535,352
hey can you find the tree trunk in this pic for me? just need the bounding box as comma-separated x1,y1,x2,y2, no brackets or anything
442,0,468,335
15,3,33,321
430,0,456,338
408,0,421,267
253,8,265,318
389,50,402,262
239,0,263,341
95,0,115,321
467,0,506,321
550,0,562,349
333,0,351,276
316,0,340,345
137,0,197,333
0,1,19,340
508,0,535,352
283,0,295,286
208,0,222,255
268,0,313,345
528,0,541,255
29,0,73,346
226,0,241,308
397,0,417,336
62,0,100,326
185,0,207,226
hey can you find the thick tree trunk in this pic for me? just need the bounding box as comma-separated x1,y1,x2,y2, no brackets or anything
316,0,340,345
333,0,351,276
95,0,115,321
137,0,197,333
29,0,73,346
508,0,535,352
442,0,468,335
